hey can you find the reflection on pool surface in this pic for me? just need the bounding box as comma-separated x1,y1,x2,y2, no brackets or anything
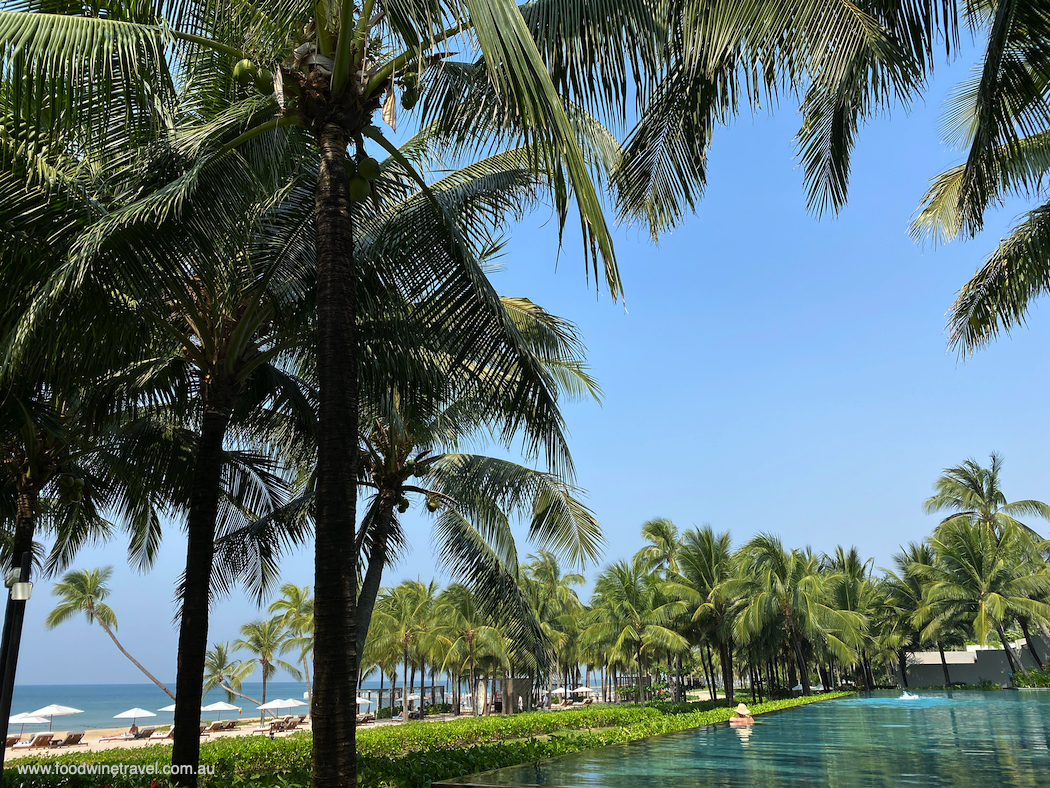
442,691,1050,787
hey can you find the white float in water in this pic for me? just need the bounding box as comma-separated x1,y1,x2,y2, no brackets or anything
900,692,920,700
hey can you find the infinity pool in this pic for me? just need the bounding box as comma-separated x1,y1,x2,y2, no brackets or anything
440,691,1050,787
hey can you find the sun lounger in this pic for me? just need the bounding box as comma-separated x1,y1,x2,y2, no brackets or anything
282,718,300,732
204,721,226,733
13,733,54,749
99,731,136,741
51,732,86,748
356,713,375,725
136,726,156,740
5,735,20,748
149,728,174,741
222,720,237,730
250,722,274,735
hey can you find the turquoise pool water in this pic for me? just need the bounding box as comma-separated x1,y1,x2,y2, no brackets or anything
443,691,1050,787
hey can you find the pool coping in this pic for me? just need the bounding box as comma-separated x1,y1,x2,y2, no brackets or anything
432,693,857,788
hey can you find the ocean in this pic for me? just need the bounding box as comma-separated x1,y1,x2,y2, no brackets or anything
7,682,313,731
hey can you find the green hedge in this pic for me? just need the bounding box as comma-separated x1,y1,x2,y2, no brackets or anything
1013,668,1050,688
4,693,850,788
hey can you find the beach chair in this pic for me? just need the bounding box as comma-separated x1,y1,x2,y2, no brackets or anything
100,731,136,742
13,732,54,749
51,732,85,748
204,721,226,733
149,728,174,741
222,720,238,730
282,718,300,732
355,713,374,725
5,735,20,748
250,722,274,735
135,726,156,740
198,723,210,737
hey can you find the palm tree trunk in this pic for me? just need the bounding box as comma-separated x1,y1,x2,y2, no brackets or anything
402,645,409,720
1019,617,1044,668
312,120,360,788
789,630,811,696
303,659,312,711
96,616,173,699
636,644,645,706
470,640,477,716
937,640,952,686
220,682,260,706
898,650,909,688
419,659,425,720
172,404,232,787
996,623,1023,675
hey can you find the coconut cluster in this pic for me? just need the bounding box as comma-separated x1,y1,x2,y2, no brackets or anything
348,156,381,201
234,59,275,96
57,474,86,505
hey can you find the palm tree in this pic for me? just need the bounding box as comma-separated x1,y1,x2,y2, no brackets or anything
915,519,1050,675
923,453,1050,539
204,642,260,705
45,567,173,698
269,584,315,706
583,555,687,706
233,618,303,710
666,526,738,701
371,581,436,720
909,0,1050,355
636,518,681,575
436,584,504,716
732,535,862,696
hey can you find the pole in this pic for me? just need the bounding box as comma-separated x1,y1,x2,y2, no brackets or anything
0,551,32,778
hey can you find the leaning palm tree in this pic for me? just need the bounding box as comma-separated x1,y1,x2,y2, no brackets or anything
923,453,1050,539
204,642,260,705
45,567,173,698
636,518,681,575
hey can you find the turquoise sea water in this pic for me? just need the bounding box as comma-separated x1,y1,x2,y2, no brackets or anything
445,690,1050,787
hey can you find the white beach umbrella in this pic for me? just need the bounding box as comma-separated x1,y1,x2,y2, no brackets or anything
571,686,595,694
202,701,241,720
8,714,47,736
28,704,84,731
549,687,568,695
257,698,306,711
157,703,207,713
406,694,421,701
114,708,157,726
355,697,373,706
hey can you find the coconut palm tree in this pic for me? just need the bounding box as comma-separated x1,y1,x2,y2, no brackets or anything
270,584,315,706
45,567,173,698
923,453,1050,539
915,519,1050,675
636,518,681,575
233,618,303,708
583,555,687,706
666,525,738,701
204,642,260,705
436,583,505,716
732,534,862,696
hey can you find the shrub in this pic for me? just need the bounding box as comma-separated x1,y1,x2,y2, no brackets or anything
1012,669,1050,688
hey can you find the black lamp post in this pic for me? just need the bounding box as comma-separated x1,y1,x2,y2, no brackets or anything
0,551,33,777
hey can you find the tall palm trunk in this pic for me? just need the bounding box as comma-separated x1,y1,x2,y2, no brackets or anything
220,681,260,705
356,500,396,657
636,644,645,706
789,627,811,696
470,639,477,716
172,404,232,787
996,623,1024,675
897,650,909,688
312,121,360,788
402,644,409,719
937,640,951,686
94,613,173,698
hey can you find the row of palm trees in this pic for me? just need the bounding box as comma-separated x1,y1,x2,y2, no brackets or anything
219,453,1049,709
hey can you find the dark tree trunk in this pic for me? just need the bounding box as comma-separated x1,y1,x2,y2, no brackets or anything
898,650,909,688
937,640,951,687
312,121,359,788
789,628,811,696
1019,618,1044,668
704,645,716,700
172,404,232,787
0,489,36,771
996,623,1022,675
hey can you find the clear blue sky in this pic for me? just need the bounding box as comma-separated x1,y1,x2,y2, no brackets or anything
17,45,1050,685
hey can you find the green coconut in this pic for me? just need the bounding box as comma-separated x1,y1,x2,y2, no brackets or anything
254,68,274,95
72,478,85,490
59,475,74,489
349,176,372,201
425,497,439,513
401,89,419,110
234,59,256,85
358,157,381,181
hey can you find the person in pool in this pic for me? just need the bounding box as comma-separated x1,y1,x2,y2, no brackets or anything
730,703,754,726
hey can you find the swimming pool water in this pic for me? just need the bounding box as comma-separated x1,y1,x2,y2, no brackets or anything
442,691,1050,787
